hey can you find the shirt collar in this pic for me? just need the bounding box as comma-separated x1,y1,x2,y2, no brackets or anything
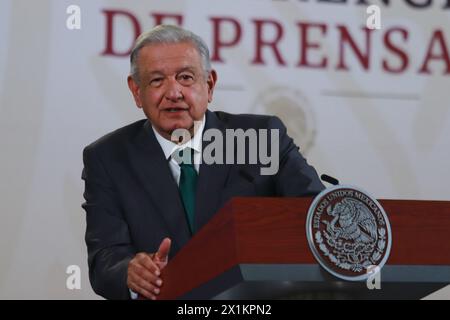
151,114,205,160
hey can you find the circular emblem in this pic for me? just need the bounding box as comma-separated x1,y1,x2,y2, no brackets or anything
251,86,316,154
306,185,392,281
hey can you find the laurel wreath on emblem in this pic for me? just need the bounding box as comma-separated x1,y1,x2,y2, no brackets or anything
314,198,388,273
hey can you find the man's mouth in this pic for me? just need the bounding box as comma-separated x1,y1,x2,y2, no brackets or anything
164,108,187,113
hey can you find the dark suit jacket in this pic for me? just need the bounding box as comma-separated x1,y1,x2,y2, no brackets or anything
82,110,324,299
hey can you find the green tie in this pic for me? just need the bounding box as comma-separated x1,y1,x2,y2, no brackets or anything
177,148,198,234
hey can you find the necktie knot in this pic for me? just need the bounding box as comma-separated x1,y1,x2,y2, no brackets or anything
172,148,194,166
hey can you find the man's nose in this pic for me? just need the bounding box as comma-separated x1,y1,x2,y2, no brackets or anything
164,78,184,102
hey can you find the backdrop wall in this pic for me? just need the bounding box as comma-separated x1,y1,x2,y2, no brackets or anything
0,0,449,299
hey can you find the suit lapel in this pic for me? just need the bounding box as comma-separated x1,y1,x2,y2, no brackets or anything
131,112,231,243
132,121,191,249
195,111,231,231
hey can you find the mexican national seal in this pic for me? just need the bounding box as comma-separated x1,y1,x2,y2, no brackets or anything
306,185,392,281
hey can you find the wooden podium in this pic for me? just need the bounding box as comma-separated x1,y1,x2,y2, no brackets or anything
157,197,450,300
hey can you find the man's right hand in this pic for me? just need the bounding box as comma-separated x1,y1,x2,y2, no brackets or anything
127,238,171,300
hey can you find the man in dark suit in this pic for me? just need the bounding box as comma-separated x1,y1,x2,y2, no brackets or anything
82,25,324,300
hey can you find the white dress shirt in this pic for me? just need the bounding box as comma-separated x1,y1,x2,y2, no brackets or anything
151,114,205,185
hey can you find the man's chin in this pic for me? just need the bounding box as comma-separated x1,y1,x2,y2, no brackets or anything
166,124,195,143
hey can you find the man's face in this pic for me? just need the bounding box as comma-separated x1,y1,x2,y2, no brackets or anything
128,42,217,141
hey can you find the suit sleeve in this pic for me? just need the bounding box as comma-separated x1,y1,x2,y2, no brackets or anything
269,116,325,196
82,145,136,300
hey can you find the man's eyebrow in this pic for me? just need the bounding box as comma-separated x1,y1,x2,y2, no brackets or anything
143,66,198,79
145,71,164,78
176,66,197,73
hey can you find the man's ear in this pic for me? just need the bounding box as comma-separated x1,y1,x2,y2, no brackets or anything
207,70,218,103
127,75,142,108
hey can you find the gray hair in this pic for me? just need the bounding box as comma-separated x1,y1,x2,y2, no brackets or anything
130,25,212,84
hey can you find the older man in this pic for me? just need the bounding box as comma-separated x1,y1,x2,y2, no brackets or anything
82,25,324,300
